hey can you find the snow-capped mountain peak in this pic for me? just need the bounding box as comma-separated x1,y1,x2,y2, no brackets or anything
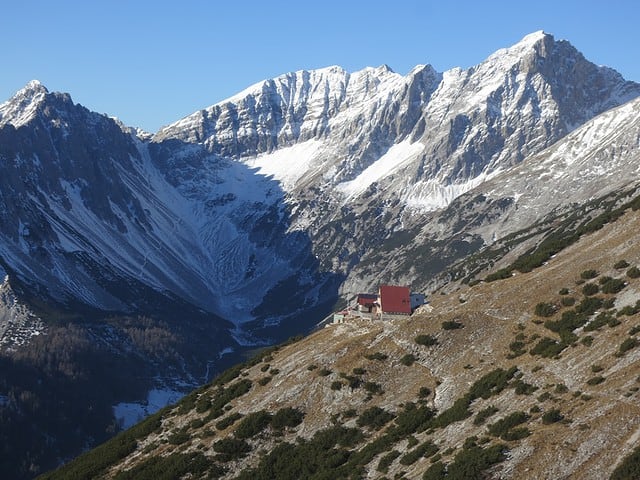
0,79,50,128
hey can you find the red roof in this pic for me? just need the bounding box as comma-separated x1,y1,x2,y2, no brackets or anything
357,293,378,305
379,285,411,314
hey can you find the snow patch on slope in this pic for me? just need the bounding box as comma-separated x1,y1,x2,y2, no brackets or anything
243,140,323,190
113,387,183,430
337,141,424,198
404,169,504,211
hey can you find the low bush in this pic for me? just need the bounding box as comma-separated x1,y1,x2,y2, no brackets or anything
615,260,630,269
213,437,251,462
215,412,242,431
443,444,508,479
487,411,530,440
377,450,400,474
363,381,384,396
442,320,464,330
415,334,438,346
627,266,640,278
474,405,499,426
582,283,599,296
530,337,565,358
542,409,564,424
399,440,438,465
168,430,190,445
611,444,640,480
364,352,388,361
619,337,639,355
271,407,304,430
234,410,272,439
581,269,599,280
534,302,556,317
400,353,416,366
601,278,626,294
356,406,394,430
586,376,605,386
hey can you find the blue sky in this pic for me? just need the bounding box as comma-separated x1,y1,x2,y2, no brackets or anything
2,0,639,132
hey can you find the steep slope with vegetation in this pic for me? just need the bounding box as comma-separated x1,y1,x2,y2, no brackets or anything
40,209,640,479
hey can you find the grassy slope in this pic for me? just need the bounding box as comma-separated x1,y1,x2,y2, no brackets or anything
41,210,640,480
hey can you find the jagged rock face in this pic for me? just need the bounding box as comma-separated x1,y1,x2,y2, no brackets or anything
0,82,338,326
157,32,640,210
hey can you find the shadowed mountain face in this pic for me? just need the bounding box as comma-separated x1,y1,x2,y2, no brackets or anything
1,31,640,478
0,81,341,330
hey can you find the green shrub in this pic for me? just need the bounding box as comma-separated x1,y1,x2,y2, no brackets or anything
356,406,394,430
582,283,599,296
474,405,499,425
586,376,605,386
195,395,211,413
112,452,212,480
215,412,243,430
364,352,388,361
534,302,556,317
234,410,272,439
513,379,538,395
485,268,512,282
627,266,640,279
619,337,639,355
601,278,626,294
554,383,569,394
591,365,604,373
339,374,361,389
542,409,564,424
581,269,599,280
377,450,400,473
615,260,630,269
508,340,526,357
363,381,384,396
618,305,640,317
258,376,272,386
561,296,576,307
415,334,438,346
352,367,366,375
399,440,438,465
559,287,570,295
393,402,435,435
530,337,565,358
443,444,508,479
213,437,251,462
168,430,190,445
400,354,416,366
418,387,432,398
487,412,530,440
575,296,603,315
442,320,464,330
271,407,304,430
611,444,640,480
330,380,343,390
318,367,332,376
581,335,594,346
